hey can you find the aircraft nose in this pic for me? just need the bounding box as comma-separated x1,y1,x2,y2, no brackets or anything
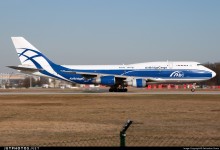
212,71,216,78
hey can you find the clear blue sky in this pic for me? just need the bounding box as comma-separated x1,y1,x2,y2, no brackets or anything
1,0,220,72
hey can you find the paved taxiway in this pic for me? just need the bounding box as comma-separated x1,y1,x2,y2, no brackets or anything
0,91,220,95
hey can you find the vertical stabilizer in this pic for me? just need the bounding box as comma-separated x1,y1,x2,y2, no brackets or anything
11,37,56,69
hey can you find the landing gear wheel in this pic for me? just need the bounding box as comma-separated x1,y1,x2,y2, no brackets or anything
191,88,195,92
191,83,196,92
109,89,114,92
113,88,118,92
123,89,128,92
108,88,128,92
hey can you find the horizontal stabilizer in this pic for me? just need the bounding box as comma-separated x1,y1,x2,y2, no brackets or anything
7,66,43,73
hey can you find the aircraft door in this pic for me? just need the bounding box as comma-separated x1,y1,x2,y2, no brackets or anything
168,62,173,69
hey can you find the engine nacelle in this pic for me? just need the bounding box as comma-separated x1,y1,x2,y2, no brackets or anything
93,76,116,86
127,78,147,88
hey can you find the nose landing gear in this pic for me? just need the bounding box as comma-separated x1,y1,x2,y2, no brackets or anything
191,83,196,92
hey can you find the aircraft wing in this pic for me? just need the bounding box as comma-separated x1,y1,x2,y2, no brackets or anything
61,70,127,80
60,70,157,82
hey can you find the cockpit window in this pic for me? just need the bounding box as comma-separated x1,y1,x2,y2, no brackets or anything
197,64,203,66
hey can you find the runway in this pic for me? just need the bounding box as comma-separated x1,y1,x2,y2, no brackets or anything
0,90,220,95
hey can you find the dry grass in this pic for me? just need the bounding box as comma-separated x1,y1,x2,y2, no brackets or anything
0,92,220,146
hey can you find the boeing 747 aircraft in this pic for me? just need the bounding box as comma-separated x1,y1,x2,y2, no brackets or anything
8,37,216,92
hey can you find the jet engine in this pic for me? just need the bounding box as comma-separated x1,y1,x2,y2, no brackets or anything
126,78,147,88
93,76,116,86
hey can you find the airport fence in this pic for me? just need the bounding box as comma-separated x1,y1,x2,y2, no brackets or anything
34,135,220,147
33,120,220,147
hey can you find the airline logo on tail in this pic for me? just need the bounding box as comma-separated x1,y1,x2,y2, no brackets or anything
17,48,44,68
11,37,70,82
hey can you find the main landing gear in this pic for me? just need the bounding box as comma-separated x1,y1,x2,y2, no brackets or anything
109,85,128,92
